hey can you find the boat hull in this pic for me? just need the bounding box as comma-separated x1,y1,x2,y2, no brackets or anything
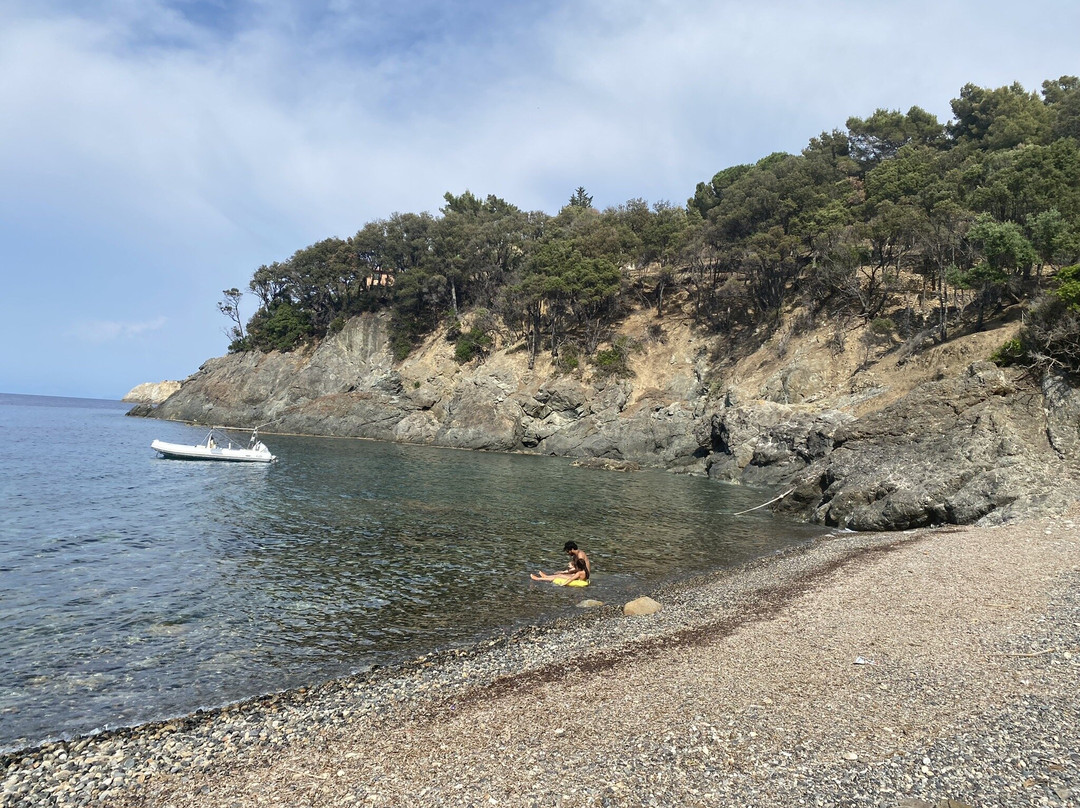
151,439,276,463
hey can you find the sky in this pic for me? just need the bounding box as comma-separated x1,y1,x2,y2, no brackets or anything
1,0,1078,399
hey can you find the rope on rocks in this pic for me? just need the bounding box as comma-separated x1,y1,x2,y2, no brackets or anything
732,487,795,516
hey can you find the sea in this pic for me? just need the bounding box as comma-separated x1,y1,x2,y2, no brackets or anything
0,392,829,752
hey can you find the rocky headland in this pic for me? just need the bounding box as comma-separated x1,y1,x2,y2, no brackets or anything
133,306,1080,531
132,302,1080,529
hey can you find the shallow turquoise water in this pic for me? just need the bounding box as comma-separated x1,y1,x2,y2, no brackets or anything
0,392,827,750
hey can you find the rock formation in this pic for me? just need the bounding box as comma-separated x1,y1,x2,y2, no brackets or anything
136,310,1080,530
122,380,181,404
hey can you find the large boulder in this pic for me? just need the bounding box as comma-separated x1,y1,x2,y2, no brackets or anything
623,596,662,616
704,398,852,486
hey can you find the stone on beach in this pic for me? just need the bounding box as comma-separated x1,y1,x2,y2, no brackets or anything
622,596,661,616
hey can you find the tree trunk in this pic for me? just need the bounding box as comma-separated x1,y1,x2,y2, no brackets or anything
937,269,948,342
528,305,539,370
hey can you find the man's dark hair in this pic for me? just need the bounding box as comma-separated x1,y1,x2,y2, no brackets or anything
563,541,578,552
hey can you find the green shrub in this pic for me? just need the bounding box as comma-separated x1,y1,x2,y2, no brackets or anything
1016,294,1080,378
1054,264,1080,310
227,336,252,353
554,343,580,374
991,337,1026,366
246,300,314,352
592,336,637,378
454,327,493,364
868,317,896,336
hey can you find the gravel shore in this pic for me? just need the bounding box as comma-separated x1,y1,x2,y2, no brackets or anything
4,515,1079,807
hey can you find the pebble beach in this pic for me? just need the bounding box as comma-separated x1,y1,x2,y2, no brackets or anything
3,515,1079,807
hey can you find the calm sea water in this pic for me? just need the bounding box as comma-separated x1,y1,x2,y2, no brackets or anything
0,392,827,751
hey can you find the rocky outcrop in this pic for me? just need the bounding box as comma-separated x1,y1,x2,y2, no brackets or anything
704,393,853,487
145,313,717,469
150,315,402,434
773,363,1080,528
136,312,1080,531
122,381,181,404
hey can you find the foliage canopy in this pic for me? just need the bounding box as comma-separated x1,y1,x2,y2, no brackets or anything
223,76,1080,375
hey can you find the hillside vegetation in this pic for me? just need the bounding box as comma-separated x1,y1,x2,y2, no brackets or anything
217,76,1080,383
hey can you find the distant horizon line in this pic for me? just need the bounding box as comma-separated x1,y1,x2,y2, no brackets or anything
1,390,125,403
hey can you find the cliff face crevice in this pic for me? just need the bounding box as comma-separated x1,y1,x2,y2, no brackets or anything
138,311,1080,530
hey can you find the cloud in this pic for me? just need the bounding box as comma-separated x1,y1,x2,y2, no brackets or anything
4,0,1077,236
69,317,168,344
3,0,1079,398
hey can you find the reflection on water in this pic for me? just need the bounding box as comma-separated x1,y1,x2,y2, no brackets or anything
0,394,827,750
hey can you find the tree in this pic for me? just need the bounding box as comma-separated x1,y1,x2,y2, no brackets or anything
1027,208,1076,282
958,213,1037,327
688,163,753,219
641,201,689,268
245,238,362,342
743,227,803,314
962,139,1080,223
284,238,363,333
249,261,291,309
864,144,942,210
948,82,1052,150
969,213,1037,277
846,106,945,170
917,201,972,341
568,186,593,209
433,191,538,319
514,236,622,365
246,299,313,352
1043,75,1080,141
217,288,247,351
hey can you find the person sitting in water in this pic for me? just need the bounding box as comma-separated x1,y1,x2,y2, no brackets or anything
562,540,590,579
531,541,590,582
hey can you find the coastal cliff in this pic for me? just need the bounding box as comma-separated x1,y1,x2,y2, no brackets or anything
137,307,1080,531
130,75,1080,532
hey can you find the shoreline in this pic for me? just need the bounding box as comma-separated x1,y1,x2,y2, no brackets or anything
4,519,1079,806
0,519,827,759
0,530,835,757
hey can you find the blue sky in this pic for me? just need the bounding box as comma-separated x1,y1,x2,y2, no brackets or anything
2,0,1078,399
